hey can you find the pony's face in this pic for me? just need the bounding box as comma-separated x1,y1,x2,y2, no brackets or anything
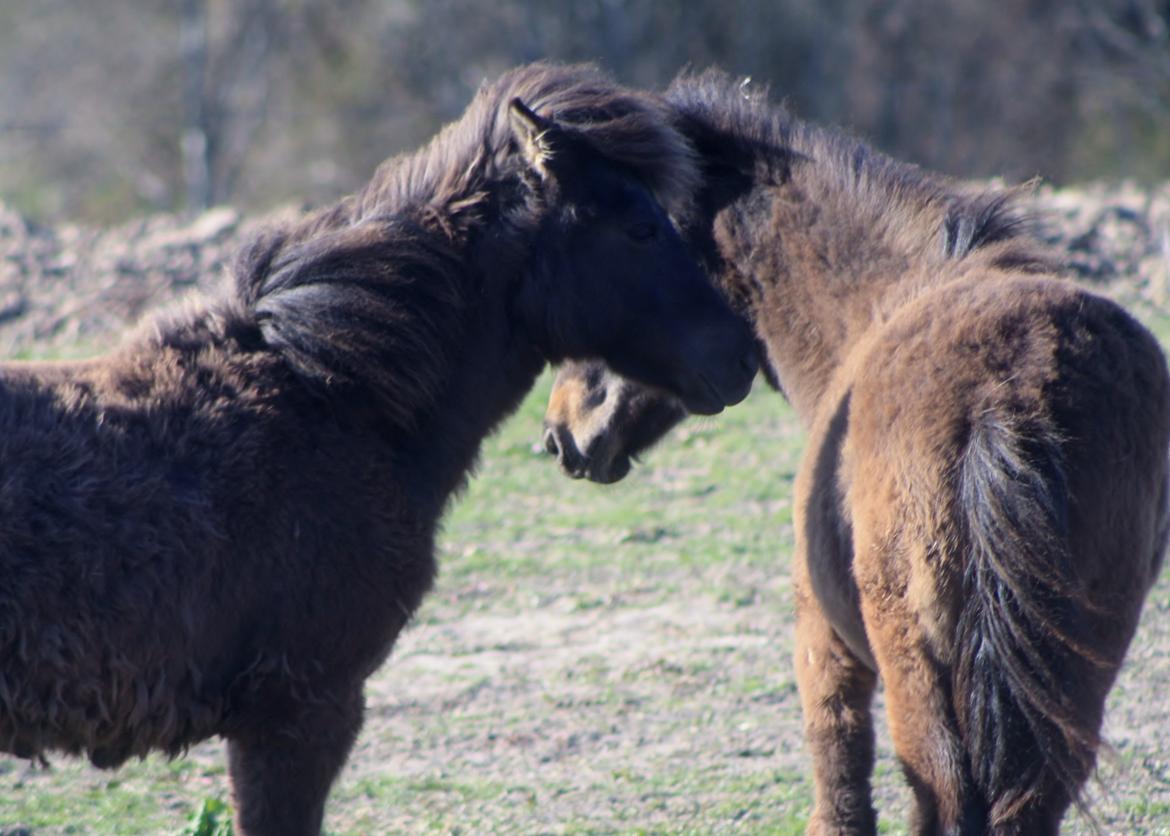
542,358,687,484
510,99,756,416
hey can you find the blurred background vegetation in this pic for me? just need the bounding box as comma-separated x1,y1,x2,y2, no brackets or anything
1,0,1167,224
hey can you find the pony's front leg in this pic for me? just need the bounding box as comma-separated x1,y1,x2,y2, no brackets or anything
226,687,365,836
794,569,878,836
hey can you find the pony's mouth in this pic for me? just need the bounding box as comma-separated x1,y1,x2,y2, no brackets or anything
587,453,631,484
679,377,727,416
672,369,744,416
542,424,631,484
676,362,755,416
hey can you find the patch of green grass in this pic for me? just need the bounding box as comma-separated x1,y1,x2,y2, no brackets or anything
1119,797,1170,826
541,766,812,833
326,773,549,834
0,770,185,833
433,373,804,617
5,339,107,362
183,797,234,836
1137,308,1170,346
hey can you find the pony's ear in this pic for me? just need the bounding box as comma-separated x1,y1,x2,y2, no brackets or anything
509,98,559,172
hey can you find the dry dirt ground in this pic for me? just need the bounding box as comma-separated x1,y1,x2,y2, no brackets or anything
0,184,1168,833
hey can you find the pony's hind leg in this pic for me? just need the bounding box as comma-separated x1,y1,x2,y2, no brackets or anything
794,575,879,835
226,687,365,836
850,537,986,836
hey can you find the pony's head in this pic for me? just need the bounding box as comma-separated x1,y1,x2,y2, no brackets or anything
505,83,756,416
542,357,688,483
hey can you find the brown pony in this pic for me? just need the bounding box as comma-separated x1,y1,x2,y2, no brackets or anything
0,64,757,835
543,69,1170,834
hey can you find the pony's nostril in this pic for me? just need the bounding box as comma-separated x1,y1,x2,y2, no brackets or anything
543,427,561,458
544,426,590,478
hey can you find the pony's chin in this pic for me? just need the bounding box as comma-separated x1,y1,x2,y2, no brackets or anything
683,397,725,417
677,367,755,415
677,375,728,416
587,453,632,484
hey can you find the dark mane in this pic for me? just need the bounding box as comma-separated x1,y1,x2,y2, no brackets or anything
234,218,469,430
167,63,701,431
667,69,1048,270
359,62,700,226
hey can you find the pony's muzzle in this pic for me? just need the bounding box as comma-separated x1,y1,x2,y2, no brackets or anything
543,424,588,479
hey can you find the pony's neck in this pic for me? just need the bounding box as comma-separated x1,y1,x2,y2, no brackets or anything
705,122,1040,421
707,176,910,418
227,153,544,524
379,205,546,522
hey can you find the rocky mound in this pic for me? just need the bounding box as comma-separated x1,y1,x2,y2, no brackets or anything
0,183,1168,358
0,203,301,357
1035,181,1170,304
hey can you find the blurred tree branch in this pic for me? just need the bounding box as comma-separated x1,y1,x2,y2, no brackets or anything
1079,0,1170,117
2,0,1168,224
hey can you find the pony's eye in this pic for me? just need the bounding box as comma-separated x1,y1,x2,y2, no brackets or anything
627,221,658,242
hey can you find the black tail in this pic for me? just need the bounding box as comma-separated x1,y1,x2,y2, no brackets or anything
955,412,1102,827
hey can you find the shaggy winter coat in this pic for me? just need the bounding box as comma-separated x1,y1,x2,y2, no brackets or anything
543,69,1170,834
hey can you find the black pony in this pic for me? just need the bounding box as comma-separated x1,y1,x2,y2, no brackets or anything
0,63,756,835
